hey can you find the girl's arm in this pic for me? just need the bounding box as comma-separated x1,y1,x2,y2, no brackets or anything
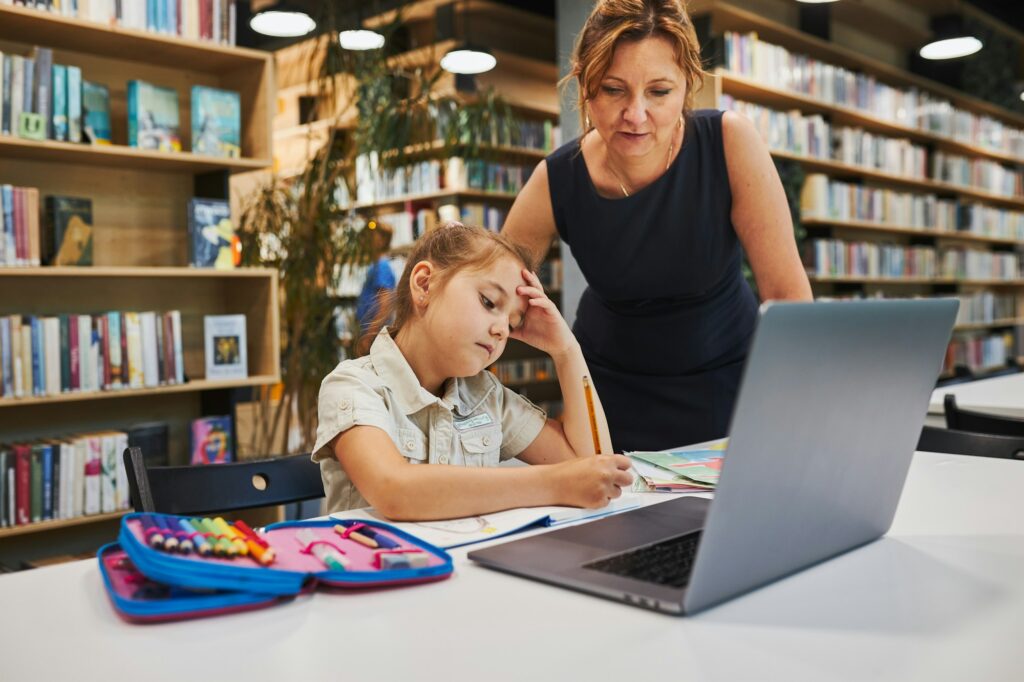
332,426,632,521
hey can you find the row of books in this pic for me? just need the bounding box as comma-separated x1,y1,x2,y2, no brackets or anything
944,332,1015,375
931,152,1023,199
0,431,130,528
434,107,562,152
722,95,928,179
721,31,1024,160
351,155,533,205
329,259,403,299
1,0,238,46
1,188,94,267
801,174,1024,241
490,357,555,385
953,291,1019,326
453,202,508,233
1,49,240,157
804,238,1021,280
0,310,185,400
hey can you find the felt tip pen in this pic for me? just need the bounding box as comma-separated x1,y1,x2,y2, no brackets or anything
297,529,348,572
228,520,276,566
354,525,400,550
214,517,249,556
138,514,165,550
180,518,212,557
153,515,180,553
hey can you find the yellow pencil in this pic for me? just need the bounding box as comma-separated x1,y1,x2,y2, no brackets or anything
582,375,602,455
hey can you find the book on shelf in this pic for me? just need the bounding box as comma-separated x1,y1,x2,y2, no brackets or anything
43,195,93,266
189,415,233,465
127,79,181,152
187,198,237,269
190,85,240,158
0,431,130,529
66,64,82,143
203,314,247,380
1,184,42,267
51,62,67,141
82,80,111,145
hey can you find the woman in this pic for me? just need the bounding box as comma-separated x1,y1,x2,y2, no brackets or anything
502,0,811,452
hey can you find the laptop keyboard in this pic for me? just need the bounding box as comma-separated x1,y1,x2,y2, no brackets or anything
583,532,702,588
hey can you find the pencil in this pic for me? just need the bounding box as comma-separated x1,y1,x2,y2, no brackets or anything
582,375,602,455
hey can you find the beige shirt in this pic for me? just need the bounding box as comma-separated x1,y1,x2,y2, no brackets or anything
312,328,548,513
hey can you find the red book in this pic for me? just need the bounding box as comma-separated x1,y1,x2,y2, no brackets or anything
12,188,25,265
120,313,129,386
14,444,30,526
69,314,80,391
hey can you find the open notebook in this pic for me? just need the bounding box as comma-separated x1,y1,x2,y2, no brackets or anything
330,497,641,549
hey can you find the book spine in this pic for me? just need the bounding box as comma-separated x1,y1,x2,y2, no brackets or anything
51,63,67,141
30,315,42,396
126,80,137,147
41,443,53,520
1,55,11,136
100,314,111,389
84,436,100,515
140,311,158,387
1,185,12,267
66,65,81,143
0,316,10,398
15,445,30,525
44,316,59,395
69,313,79,391
107,311,122,388
59,314,70,392
30,445,41,522
34,47,52,139
125,312,143,388
100,434,115,513
171,309,183,384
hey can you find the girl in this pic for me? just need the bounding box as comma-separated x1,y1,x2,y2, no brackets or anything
312,222,633,520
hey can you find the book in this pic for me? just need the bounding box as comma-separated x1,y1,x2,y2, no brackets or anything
51,63,67,141
190,85,240,158
127,79,181,152
66,65,82,143
44,195,93,266
627,438,727,492
331,496,642,550
187,198,236,268
203,314,246,380
82,80,111,145
189,415,233,465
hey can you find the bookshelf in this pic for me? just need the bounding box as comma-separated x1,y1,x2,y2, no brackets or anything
692,0,1024,378
0,6,278,557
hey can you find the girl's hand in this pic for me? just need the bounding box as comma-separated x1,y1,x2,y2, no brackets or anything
551,454,634,508
510,269,576,358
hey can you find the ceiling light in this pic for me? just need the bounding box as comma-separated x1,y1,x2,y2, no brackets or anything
919,15,982,60
440,45,496,74
250,8,316,38
795,0,839,4
339,29,385,50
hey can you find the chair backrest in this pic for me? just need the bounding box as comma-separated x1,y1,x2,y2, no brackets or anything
917,425,1024,460
123,447,325,516
944,394,1024,437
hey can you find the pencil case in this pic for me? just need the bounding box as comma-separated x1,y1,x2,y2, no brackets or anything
98,513,454,623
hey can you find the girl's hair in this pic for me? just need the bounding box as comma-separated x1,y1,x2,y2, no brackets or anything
357,222,538,355
564,0,706,134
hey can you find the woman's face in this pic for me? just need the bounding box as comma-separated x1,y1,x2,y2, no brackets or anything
587,36,687,160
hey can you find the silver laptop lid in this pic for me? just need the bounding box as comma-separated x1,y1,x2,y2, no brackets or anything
684,299,958,613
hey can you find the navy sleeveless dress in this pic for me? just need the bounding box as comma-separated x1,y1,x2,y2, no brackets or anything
547,109,758,452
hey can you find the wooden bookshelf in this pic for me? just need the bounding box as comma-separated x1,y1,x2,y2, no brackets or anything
349,188,520,211
807,275,1024,287
0,511,127,540
954,318,1024,332
0,11,278,548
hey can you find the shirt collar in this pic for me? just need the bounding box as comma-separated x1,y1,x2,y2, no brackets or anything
368,327,495,417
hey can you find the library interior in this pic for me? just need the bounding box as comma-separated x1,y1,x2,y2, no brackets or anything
0,0,1023,679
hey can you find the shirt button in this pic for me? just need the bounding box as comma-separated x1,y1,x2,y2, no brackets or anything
339,399,351,410
439,455,449,464
482,436,492,446
405,440,415,450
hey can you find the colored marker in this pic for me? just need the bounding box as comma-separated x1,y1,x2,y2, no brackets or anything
334,523,378,548
230,521,276,566
233,519,270,548
138,514,165,550
214,517,249,556
355,525,400,549
180,518,212,557
297,529,348,571
197,517,234,558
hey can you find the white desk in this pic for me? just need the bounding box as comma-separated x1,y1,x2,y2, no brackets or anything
1,452,1023,682
929,372,1024,420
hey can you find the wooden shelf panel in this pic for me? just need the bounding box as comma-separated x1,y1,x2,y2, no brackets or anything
0,4,270,73
0,135,270,174
0,510,127,539
801,218,1024,247
954,318,1024,331
771,150,1024,211
0,266,278,279
808,275,1024,286
719,72,1024,168
350,189,519,210
0,375,280,409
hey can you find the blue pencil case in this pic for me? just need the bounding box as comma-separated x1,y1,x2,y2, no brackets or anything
98,513,454,623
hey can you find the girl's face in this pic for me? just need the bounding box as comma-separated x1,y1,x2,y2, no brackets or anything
587,36,687,160
423,254,530,378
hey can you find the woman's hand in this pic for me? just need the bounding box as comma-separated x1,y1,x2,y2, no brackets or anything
510,269,577,358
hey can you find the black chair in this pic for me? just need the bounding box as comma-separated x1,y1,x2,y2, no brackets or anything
123,447,325,515
917,426,1024,460
944,394,1024,438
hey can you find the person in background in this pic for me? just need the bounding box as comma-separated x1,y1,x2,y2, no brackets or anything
313,222,632,519
502,0,812,452
355,220,396,347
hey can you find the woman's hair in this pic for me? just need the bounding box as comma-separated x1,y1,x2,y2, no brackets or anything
565,0,706,133
357,222,537,355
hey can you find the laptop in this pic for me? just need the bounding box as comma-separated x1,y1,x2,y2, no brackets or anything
468,299,958,615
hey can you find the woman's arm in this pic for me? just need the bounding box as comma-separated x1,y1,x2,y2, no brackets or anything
501,159,560,266
332,426,632,520
722,111,813,302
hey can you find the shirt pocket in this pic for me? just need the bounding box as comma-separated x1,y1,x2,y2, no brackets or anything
397,427,427,464
459,426,503,468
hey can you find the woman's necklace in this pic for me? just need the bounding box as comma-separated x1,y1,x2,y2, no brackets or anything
605,126,681,198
